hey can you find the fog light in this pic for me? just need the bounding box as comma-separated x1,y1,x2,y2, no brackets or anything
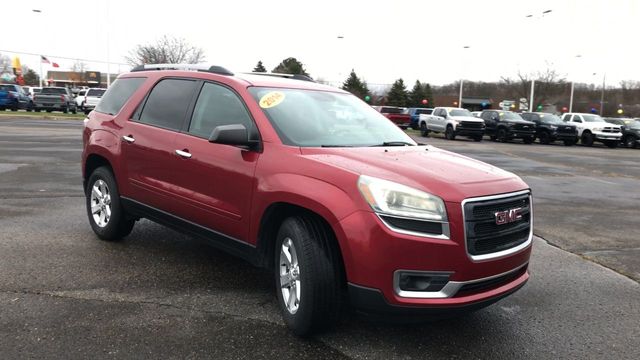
397,272,450,292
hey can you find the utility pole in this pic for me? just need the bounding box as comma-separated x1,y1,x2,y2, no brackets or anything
600,74,606,115
529,80,535,112
459,46,470,108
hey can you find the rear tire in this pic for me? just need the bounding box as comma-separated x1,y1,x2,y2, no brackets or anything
623,135,637,149
275,216,343,336
71,106,77,114
85,166,135,241
445,126,456,140
420,122,429,137
604,140,618,148
581,132,594,147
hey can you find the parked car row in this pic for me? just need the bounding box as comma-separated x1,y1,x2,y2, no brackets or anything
0,85,108,115
399,107,634,149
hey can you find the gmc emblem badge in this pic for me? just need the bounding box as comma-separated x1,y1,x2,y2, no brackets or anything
495,208,523,225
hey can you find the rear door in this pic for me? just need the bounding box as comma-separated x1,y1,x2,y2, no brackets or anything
170,81,260,242
482,111,498,134
121,78,199,212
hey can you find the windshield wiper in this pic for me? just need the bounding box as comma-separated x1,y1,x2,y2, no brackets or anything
369,141,416,147
320,144,354,148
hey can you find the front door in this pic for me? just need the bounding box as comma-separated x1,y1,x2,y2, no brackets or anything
171,81,260,242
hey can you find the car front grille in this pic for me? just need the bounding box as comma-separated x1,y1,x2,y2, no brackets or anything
460,121,484,129
602,127,620,133
514,124,534,132
463,191,532,258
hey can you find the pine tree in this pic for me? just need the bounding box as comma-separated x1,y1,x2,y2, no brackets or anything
253,61,267,72
272,57,309,76
409,80,425,107
386,78,409,107
341,70,370,100
423,83,434,107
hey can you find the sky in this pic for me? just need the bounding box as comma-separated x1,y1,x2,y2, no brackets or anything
3,0,638,89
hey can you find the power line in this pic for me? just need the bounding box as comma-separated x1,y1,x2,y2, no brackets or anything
0,49,128,66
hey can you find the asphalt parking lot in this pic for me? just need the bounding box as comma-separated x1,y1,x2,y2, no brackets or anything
1,118,639,359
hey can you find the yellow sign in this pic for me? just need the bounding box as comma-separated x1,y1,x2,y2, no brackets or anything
259,91,285,108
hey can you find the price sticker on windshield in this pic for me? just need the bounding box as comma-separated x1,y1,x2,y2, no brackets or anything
259,91,285,108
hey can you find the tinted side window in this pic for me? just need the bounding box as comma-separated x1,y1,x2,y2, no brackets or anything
481,111,493,121
188,82,254,138
96,78,145,115
138,79,197,131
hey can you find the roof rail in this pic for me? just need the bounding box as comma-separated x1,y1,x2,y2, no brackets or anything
130,64,234,76
244,72,314,82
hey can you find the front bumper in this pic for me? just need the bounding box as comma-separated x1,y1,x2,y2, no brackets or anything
551,131,578,141
593,132,621,141
337,207,532,311
455,127,485,137
507,129,535,139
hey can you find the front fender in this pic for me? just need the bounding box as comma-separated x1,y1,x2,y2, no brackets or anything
250,173,362,275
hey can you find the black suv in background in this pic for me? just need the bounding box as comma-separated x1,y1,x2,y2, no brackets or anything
605,118,640,148
521,112,578,146
480,110,536,143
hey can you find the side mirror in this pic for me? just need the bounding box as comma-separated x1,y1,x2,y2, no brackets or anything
208,124,259,149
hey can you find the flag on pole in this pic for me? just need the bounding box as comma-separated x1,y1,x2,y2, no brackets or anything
52,62,60,68
40,55,50,64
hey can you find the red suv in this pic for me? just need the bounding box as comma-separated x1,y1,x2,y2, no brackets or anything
82,64,532,335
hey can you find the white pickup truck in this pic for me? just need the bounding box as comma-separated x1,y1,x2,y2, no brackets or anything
560,113,622,148
418,107,485,141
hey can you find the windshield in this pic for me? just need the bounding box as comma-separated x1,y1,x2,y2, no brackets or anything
499,111,524,120
415,108,432,115
249,87,416,147
628,121,640,129
0,85,14,91
582,114,605,123
41,88,66,95
87,89,106,97
539,114,564,124
450,109,473,117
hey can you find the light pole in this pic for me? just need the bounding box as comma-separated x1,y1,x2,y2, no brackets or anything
32,9,44,87
458,46,470,108
569,55,582,112
525,9,552,112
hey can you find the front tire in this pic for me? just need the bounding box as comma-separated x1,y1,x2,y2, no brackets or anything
497,128,508,142
581,132,594,147
445,125,456,140
539,131,551,144
85,166,135,241
275,216,343,336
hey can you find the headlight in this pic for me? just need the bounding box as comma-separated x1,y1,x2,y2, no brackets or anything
357,175,447,221
593,127,603,131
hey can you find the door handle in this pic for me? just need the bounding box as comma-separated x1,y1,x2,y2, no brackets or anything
175,149,192,159
122,135,135,143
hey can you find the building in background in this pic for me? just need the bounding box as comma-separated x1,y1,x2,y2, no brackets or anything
44,71,119,88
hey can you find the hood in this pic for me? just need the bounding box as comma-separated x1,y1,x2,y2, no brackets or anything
300,146,527,203
450,115,484,122
503,119,535,125
581,122,621,129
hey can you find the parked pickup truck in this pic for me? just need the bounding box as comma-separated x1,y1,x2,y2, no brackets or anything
0,84,33,111
407,107,433,129
33,87,78,114
520,112,578,146
82,88,107,114
372,106,411,129
561,113,621,148
480,110,536,143
418,107,485,141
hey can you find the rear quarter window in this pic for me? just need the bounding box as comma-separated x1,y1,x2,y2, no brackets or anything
95,78,145,115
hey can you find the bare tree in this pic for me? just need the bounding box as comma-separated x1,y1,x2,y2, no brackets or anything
71,60,88,72
501,67,566,109
125,35,206,66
